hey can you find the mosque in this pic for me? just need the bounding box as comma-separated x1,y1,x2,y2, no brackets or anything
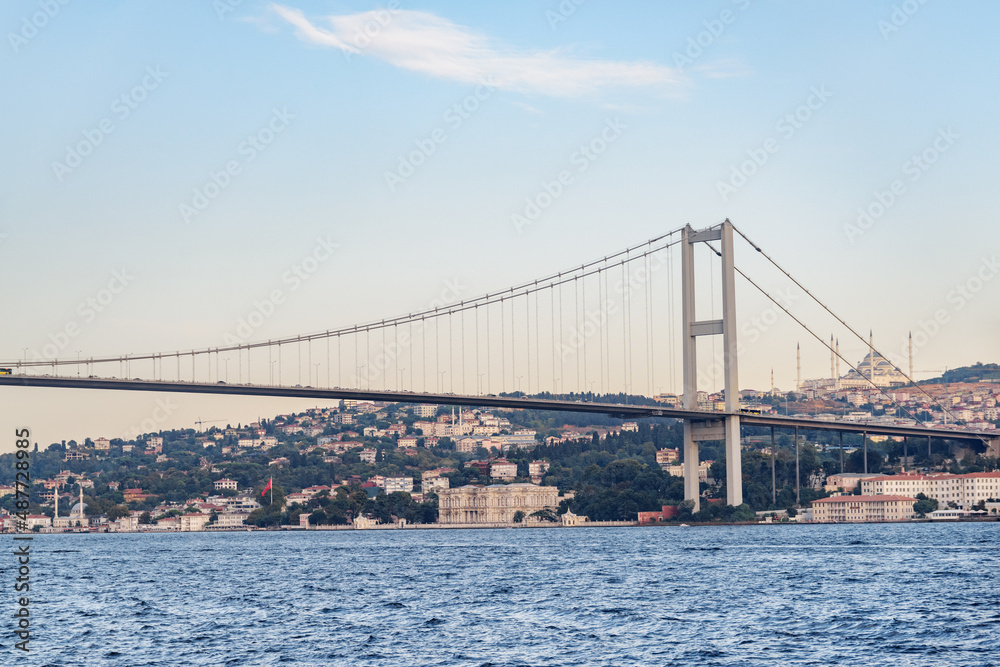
797,332,910,392
52,486,90,530
838,350,908,388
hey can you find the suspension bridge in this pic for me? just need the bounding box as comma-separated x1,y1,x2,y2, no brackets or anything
2,220,996,510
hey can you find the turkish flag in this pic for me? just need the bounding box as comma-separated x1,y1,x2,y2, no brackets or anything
261,478,272,497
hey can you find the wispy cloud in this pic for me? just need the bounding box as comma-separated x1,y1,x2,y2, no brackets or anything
270,5,685,98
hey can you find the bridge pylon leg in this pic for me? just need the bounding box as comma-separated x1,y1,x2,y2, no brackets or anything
683,421,700,512
680,221,743,512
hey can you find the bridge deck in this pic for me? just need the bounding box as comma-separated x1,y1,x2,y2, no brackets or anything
0,375,993,444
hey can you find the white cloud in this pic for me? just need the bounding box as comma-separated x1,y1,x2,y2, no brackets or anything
270,5,685,98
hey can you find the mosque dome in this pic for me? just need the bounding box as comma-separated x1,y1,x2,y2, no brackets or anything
70,501,88,515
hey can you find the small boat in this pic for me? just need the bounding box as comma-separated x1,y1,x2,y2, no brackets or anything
679,523,690,527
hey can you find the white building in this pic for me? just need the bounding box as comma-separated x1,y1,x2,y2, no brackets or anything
384,476,414,494
215,513,249,529
422,476,450,494
490,460,518,481
180,513,211,531
414,404,438,418
437,484,560,524
213,478,238,491
861,472,1000,510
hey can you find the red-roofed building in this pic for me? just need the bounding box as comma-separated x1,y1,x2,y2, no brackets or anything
861,472,1000,510
123,488,154,503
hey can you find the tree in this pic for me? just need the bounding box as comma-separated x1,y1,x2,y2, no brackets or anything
138,511,152,525
913,497,936,517
106,504,131,521
730,504,755,522
513,510,525,523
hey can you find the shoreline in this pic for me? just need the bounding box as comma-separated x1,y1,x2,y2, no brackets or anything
16,515,1000,535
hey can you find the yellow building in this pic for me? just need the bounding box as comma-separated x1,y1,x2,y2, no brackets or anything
811,495,917,523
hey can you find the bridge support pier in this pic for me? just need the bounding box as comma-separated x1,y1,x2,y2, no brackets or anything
681,221,742,513
987,437,1000,459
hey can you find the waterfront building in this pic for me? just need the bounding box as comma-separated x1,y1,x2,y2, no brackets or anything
437,484,560,524
860,472,1000,509
179,514,210,531
215,513,249,529
811,495,917,523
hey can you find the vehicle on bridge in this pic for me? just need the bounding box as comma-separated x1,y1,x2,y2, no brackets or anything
0,368,12,375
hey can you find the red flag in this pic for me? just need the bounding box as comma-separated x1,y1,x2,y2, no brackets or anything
261,478,272,497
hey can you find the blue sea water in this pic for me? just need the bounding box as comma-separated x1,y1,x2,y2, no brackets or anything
4,523,999,666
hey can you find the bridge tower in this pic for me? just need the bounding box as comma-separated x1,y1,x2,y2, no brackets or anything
681,220,742,512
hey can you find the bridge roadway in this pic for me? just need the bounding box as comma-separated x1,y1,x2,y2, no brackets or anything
1,375,994,446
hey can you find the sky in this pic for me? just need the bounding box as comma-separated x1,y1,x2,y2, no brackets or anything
1,0,998,451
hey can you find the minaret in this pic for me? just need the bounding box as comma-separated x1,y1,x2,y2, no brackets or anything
770,368,775,394
868,330,875,380
908,331,914,381
830,334,835,385
835,338,841,389
796,343,801,392
78,486,84,522
54,489,58,520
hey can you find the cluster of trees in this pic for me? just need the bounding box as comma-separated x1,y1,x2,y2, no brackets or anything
243,485,439,527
